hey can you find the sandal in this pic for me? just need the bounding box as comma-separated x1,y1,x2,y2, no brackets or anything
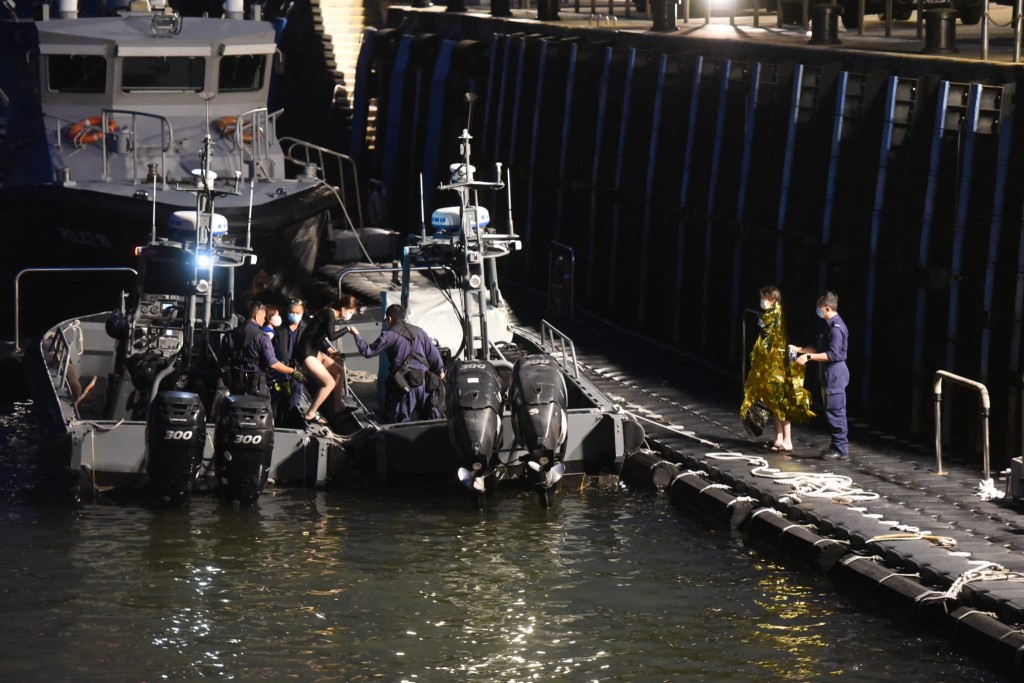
304,412,329,426
769,445,794,453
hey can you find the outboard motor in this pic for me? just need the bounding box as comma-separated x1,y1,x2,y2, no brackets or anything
509,355,568,506
214,395,274,504
448,360,504,502
146,391,207,503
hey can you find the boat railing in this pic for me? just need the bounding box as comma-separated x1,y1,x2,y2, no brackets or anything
336,264,454,297
47,110,173,186
235,107,280,181
933,370,991,482
279,137,364,229
50,323,84,417
14,267,138,352
99,109,173,186
540,320,580,380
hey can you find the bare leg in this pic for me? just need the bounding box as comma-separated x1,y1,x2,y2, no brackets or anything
303,356,335,420
322,353,346,412
779,420,793,451
772,415,785,449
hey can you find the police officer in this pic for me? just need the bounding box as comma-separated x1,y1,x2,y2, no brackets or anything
223,300,298,397
272,298,308,424
348,303,445,423
791,291,850,460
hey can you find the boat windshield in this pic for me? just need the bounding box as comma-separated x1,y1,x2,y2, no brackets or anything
47,55,107,93
218,55,265,92
122,56,204,93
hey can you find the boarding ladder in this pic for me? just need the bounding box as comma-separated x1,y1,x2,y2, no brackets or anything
540,320,580,380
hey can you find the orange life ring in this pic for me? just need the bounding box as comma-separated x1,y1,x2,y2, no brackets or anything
68,116,118,144
215,116,255,144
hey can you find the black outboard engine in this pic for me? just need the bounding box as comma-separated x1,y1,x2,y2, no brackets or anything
448,360,504,500
509,355,568,505
214,395,275,504
146,391,207,503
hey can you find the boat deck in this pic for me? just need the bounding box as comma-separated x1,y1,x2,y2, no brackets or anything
505,289,1024,678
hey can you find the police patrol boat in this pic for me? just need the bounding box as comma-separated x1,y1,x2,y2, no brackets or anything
330,125,646,507
0,0,340,313
22,137,346,504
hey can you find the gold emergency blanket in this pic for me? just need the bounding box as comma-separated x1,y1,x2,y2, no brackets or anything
740,303,815,424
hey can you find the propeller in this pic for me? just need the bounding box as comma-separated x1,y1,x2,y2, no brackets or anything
457,466,487,492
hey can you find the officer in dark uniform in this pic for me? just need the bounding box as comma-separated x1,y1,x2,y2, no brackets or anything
272,298,309,423
791,291,850,460
348,303,445,423
222,300,299,397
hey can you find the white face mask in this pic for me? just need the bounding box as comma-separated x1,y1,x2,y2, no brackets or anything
270,314,282,327
342,310,354,321
760,299,772,310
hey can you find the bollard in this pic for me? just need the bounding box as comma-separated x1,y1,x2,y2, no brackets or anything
808,3,842,44
491,0,511,16
651,0,679,31
923,8,960,54
537,0,559,21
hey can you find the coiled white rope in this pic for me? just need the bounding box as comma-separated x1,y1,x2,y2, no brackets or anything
345,368,376,384
917,562,1024,603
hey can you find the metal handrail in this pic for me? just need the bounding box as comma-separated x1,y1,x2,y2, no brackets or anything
99,109,174,185
540,319,579,380
53,325,74,393
933,370,991,481
14,267,139,352
279,137,364,229
235,107,280,180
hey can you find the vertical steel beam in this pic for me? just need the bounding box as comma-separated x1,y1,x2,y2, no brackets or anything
774,64,803,281
701,59,731,350
481,33,502,161
861,75,897,406
381,34,413,199
608,48,637,310
507,36,528,167
523,40,549,279
911,79,951,434
672,56,704,343
554,43,578,241
420,40,456,215
819,71,848,293
492,36,514,162
729,61,761,357
946,83,981,371
981,106,1013,384
586,47,614,304
638,54,669,329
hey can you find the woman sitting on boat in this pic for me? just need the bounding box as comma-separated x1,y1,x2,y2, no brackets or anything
740,285,815,453
295,296,358,424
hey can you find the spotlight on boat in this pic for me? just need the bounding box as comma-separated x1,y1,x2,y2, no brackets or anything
196,252,211,269
146,391,207,504
214,395,274,504
509,355,568,507
447,360,504,506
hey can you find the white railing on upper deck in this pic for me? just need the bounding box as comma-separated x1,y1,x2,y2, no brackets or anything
540,319,579,380
234,107,281,181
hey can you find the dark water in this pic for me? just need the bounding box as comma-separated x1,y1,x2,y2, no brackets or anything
0,402,1003,682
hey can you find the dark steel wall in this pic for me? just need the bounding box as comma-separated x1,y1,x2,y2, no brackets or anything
351,11,1024,462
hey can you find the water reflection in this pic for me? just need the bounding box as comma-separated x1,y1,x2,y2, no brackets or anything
0,404,1005,681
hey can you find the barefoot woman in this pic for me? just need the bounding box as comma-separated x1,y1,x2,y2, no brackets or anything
296,296,358,423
